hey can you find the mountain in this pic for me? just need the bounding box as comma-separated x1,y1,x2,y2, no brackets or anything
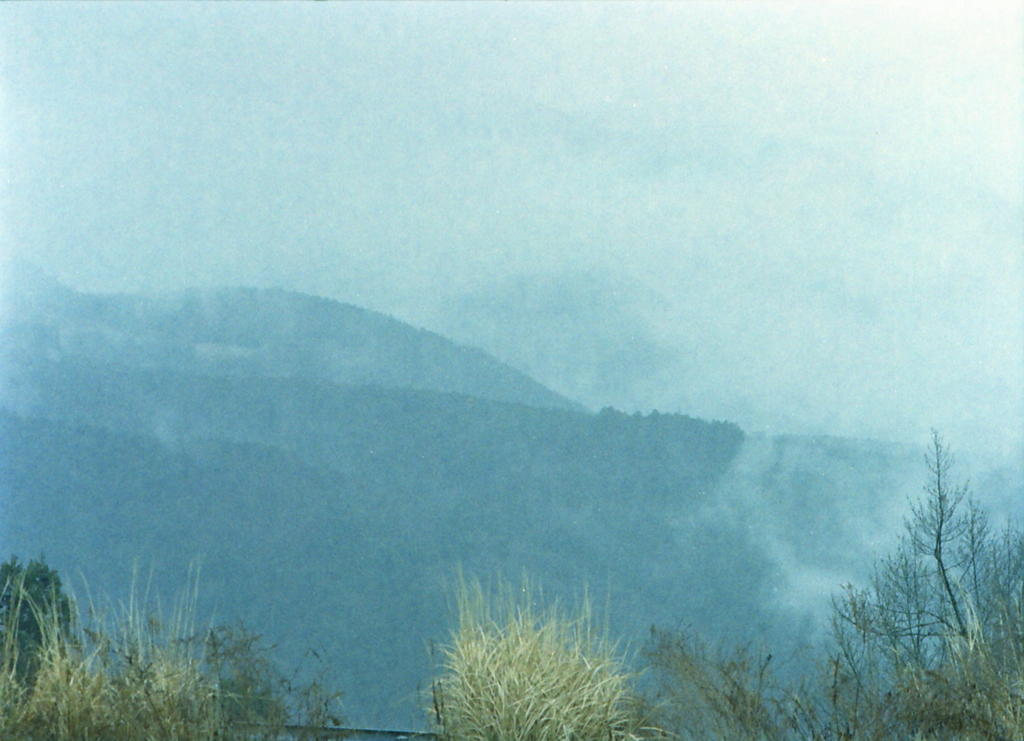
0,272,929,729
0,264,584,415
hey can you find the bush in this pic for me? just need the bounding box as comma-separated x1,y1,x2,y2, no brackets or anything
204,621,289,728
429,576,650,741
643,628,786,741
894,606,1024,741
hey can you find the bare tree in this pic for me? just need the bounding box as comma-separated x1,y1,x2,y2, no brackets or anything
907,430,971,638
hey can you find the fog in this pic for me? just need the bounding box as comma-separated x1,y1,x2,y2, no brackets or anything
1,1,1022,467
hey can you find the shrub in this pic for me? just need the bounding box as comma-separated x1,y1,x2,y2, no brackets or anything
204,621,290,729
643,628,786,741
894,608,1024,741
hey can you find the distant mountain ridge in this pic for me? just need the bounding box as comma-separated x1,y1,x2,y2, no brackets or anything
0,267,584,414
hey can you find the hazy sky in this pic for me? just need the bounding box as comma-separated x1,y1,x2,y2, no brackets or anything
1,2,1022,467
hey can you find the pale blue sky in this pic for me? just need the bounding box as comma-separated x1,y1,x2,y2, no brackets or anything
1,1,1021,466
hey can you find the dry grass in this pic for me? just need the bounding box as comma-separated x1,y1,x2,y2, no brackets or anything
430,576,651,741
4,558,1015,741
644,598,1024,741
1,570,222,741
0,579,29,738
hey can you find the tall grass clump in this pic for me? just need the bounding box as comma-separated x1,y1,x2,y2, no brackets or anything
430,575,651,741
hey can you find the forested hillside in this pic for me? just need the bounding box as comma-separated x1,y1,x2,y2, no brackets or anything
0,398,745,727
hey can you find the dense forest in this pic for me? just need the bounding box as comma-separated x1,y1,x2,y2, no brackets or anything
0,394,749,726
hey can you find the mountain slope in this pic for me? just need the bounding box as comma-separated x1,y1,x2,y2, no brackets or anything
0,267,584,413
